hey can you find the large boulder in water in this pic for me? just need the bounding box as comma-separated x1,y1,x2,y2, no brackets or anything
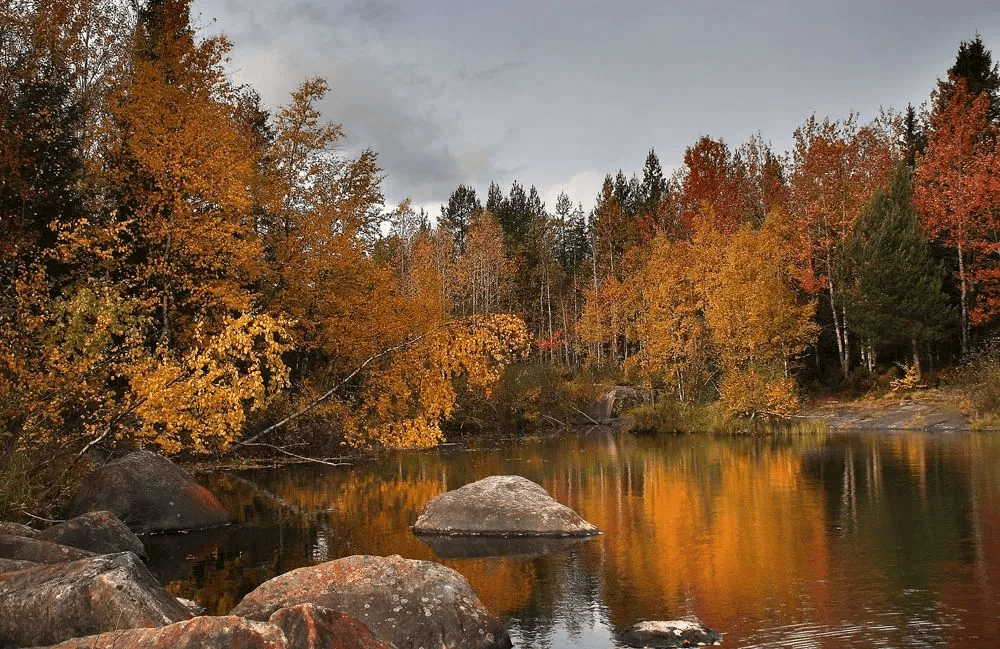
0,552,191,647
31,615,285,649
617,620,724,648
413,475,600,537
65,450,230,533
0,534,95,564
39,510,148,560
230,554,511,649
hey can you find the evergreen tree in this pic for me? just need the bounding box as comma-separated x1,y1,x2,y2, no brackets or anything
840,165,953,373
902,103,927,169
485,181,504,216
439,184,481,254
937,34,1000,122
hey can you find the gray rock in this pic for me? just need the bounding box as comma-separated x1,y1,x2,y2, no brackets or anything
413,475,600,537
0,522,39,539
0,558,37,573
0,552,191,647
65,450,230,533
617,620,723,648
231,554,511,649
39,511,148,560
0,534,95,564
28,615,285,649
269,603,395,649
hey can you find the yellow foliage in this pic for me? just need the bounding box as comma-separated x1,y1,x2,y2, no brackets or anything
126,313,292,455
340,313,532,449
624,210,817,417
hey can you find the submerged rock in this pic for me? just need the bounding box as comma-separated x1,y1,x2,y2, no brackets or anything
230,554,511,649
268,603,395,649
32,615,285,649
413,475,599,537
0,534,95,564
0,552,191,647
617,620,723,648
39,510,148,560
418,533,596,558
65,450,230,533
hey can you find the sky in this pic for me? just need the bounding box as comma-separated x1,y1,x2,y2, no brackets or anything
191,0,1000,217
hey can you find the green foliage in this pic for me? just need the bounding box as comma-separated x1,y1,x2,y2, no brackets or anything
840,165,953,349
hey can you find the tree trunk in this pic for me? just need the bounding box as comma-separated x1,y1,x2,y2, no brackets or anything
958,240,969,357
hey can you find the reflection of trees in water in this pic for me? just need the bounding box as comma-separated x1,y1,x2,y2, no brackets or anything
164,430,1000,646
799,431,1000,647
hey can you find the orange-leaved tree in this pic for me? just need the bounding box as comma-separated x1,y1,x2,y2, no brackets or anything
914,79,1000,354
705,211,819,417
788,113,896,376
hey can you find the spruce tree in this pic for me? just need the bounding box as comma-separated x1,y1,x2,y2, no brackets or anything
937,34,1000,122
840,166,953,373
439,184,481,254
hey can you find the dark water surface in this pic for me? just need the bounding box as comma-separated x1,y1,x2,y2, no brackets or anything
150,429,1000,648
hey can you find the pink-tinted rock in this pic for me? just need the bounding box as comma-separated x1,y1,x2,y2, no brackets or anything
268,604,394,649
231,554,510,649
65,450,230,533
30,615,286,649
0,552,191,647
0,534,95,564
39,511,147,560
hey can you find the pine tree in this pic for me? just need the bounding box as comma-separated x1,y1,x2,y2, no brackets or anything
439,184,481,254
937,34,1000,123
841,166,953,373
903,103,927,169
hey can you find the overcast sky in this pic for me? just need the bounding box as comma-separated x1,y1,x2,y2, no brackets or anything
191,0,1000,216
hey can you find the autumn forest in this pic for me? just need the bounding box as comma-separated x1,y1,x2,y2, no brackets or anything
3,0,1000,516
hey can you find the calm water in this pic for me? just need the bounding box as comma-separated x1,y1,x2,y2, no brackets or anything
149,428,1000,648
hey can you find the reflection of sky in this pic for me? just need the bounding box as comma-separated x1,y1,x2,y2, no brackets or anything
173,430,1000,647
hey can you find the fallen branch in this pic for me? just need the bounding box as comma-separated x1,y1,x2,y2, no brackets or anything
571,405,602,426
541,413,569,427
236,442,353,467
243,328,441,445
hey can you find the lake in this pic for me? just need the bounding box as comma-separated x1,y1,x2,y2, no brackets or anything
150,427,1000,648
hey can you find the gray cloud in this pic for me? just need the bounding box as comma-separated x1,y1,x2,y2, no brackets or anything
194,0,1000,212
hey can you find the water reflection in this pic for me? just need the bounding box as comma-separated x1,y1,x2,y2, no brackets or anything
156,429,1000,648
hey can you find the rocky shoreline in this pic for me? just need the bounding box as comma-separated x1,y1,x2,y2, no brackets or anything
0,451,618,649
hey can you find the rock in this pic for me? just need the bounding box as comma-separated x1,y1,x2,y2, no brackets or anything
30,615,285,649
231,554,511,649
175,597,205,616
65,450,230,533
617,620,723,648
412,475,599,537
0,534,95,564
269,604,395,649
38,511,148,560
0,552,191,647
583,385,647,424
0,558,37,573
0,522,39,538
